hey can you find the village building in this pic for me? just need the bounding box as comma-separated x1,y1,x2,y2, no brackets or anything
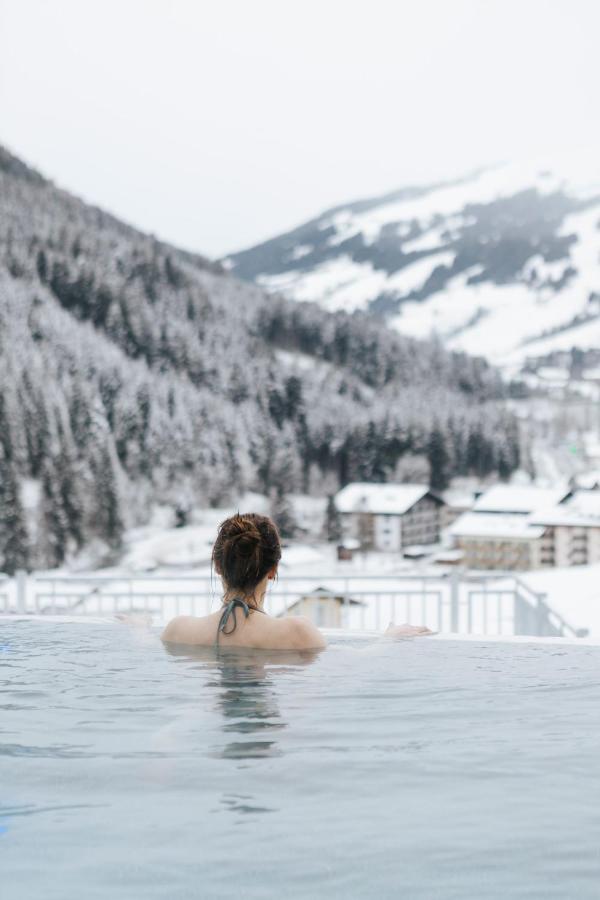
440,487,477,529
334,482,445,552
445,484,570,571
281,587,365,628
336,538,360,561
529,490,600,567
446,485,600,570
447,512,548,570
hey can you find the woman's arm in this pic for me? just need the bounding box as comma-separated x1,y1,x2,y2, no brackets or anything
383,622,434,638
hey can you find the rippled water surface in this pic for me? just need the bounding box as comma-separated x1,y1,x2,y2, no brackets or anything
2,619,600,899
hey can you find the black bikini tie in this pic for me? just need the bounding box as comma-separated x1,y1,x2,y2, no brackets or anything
215,597,265,648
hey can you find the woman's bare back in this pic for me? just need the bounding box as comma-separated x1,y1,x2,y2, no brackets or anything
161,606,326,651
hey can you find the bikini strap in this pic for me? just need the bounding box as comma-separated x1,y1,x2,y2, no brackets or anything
215,597,250,648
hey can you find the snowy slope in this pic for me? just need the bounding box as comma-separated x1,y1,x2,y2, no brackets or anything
226,154,600,373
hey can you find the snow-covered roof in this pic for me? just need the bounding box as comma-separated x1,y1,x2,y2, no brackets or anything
576,470,600,490
448,512,546,540
440,488,476,509
402,545,430,558
335,482,432,515
339,538,361,550
284,587,365,610
531,490,600,528
569,490,600,517
472,484,569,515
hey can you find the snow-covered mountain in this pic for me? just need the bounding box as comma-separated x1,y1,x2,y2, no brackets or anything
226,155,600,374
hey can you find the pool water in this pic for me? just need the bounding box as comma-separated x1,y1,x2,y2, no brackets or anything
2,619,600,899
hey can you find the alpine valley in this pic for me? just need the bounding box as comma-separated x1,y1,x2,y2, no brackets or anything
0,145,524,571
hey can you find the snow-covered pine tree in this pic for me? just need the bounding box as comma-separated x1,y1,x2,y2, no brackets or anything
0,449,29,574
270,488,297,539
89,440,125,551
39,455,71,567
325,494,342,543
427,425,450,492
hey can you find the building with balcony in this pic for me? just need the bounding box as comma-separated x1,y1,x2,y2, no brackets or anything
530,490,600,567
447,487,600,570
447,512,548,570
334,482,445,552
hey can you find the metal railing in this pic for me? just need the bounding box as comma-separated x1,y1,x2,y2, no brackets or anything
462,573,581,639
0,574,10,613
0,568,582,638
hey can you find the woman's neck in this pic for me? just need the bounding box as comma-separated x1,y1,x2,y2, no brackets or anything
223,587,266,610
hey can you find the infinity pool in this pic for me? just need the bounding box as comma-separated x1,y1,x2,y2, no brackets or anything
2,618,600,899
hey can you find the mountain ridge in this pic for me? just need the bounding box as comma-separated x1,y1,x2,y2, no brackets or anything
226,166,494,278
225,157,600,373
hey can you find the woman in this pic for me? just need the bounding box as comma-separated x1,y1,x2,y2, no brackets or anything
161,512,431,650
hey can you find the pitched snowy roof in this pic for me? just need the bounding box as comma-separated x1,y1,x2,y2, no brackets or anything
297,587,365,605
568,490,600,517
472,484,569,515
334,482,432,515
440,488,477,510
448,512,546,540
531,490,600,528
576,469,600,490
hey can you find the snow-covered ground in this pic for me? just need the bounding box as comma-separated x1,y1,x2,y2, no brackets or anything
521,563,600,638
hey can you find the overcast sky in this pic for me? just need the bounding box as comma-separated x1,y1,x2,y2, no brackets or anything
1,0,599,257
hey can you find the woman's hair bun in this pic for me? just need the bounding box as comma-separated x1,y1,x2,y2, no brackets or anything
213,512,282,595
226,519,261,558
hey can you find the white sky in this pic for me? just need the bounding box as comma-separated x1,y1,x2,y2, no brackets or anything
1,0,599,257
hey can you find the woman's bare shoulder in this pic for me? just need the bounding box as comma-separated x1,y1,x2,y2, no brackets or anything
161,614,216,645
276,616,327,650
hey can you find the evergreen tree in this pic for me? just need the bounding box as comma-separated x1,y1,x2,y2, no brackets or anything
90,442,125,549
270,488,296,539
427,426,450,492
36,248,48,282
0,451,28,574
466,427,484,474
325,494,342,543
40,457,71,567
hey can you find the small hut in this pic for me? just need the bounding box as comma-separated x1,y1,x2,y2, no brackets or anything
336,538,360,561
281,586,365,628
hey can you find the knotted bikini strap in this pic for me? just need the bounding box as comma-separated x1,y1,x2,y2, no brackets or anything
215,597,250,647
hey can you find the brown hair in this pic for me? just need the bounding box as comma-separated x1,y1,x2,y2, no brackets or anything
212,513,281,602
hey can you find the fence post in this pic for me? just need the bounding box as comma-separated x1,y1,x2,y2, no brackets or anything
450,568,460,633
537,592,548,636
343,578,349,628
16,570,27,614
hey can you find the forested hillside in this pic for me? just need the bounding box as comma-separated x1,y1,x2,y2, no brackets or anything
0,145,520,572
